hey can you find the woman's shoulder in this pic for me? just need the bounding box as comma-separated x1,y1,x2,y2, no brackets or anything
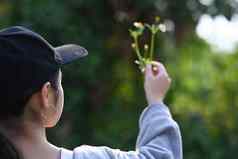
61,145,111,159
60,148,73,159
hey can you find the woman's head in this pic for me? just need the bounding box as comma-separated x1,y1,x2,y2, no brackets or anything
0,26,87,124
23,69,64,128
0,69,64,159
0,69,64,128
0,26,88,158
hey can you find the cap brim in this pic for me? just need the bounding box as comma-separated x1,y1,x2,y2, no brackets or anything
54,44,88,65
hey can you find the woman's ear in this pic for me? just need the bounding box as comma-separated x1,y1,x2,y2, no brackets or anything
23,82,54,126
41,82,52,109
40,81,61,127
24,81,60,127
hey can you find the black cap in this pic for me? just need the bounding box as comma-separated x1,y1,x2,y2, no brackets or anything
0,26,88,110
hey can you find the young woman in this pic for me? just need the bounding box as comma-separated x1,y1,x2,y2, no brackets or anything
0,26,182,159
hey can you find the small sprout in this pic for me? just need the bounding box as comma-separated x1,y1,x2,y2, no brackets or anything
146,24,160,34
129,29,138,39
134,60,140,65
130,23,145,38
134,22,144,29
144,44,149,50
131,43,136,48
155,16,160,23
129,16,166,73
141,68,145,73
159,24,166,32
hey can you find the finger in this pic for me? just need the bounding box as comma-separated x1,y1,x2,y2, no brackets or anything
151,61,172,82
151,62,160,73
153,63,165,76
150,64,159,76
151,61,165,70
151,61,160,66
168,77,172,83
145,64,153,79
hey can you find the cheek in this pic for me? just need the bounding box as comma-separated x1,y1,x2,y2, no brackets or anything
56,86,64,117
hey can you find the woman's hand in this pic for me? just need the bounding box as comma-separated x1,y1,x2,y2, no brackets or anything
144,61,171,105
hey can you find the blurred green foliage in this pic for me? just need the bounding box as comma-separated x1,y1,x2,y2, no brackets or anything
1,0,238,159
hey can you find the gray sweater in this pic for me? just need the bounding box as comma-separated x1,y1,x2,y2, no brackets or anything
60,102,183,159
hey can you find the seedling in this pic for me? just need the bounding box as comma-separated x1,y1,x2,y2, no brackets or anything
129,17,166,73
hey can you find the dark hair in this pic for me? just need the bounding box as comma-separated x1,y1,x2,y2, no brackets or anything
0,69,60,159
0,69,60,120
49,69,61,91
0,132,21,159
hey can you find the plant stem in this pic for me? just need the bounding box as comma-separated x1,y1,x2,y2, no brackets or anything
144,46,149,59
133,36,143,61
149,33,155,61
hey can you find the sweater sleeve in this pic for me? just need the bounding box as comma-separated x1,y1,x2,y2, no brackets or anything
73,102,183,159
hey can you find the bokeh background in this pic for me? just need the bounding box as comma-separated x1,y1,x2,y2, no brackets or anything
0,0,238,159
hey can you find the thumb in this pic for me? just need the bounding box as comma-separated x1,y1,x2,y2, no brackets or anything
145,64,153,79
